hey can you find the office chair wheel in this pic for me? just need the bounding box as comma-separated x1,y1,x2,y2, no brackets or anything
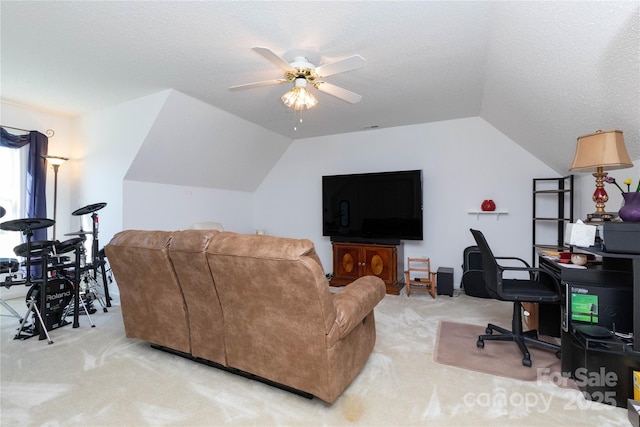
555,350,561,359
522,357,532,367
477,339,484,348
485,327,492,334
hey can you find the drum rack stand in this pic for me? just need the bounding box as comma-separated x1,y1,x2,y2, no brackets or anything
3,219,78,343
63,290,96,329
16,296,54,344
13,236,61,343
2,206,107,344
1,298,22,320
1,259,23,320
68,203,111,308
15,239,96,342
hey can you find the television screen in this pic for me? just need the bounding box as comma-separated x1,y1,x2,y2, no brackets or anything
322,170,423,242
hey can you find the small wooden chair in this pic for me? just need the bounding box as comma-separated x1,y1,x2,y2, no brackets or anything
404,257,437,298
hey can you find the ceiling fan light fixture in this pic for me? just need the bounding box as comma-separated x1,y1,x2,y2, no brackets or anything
233,47,365,111
281,78,318,111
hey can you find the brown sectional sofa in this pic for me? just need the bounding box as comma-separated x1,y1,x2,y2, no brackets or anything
105,229,386,403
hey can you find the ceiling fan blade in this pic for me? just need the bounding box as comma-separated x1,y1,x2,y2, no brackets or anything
252,46,294,71
315,55,365,77
315,82,362,104
229,79,288,90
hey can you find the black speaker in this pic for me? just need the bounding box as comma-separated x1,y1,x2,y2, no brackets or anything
436,267,454,296
461,246,491,298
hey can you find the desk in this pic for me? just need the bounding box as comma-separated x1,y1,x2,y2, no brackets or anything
539,249,640,408
539,250,639,350
575,247,640,352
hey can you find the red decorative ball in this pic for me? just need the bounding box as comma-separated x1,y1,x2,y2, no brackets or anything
481,200,496,211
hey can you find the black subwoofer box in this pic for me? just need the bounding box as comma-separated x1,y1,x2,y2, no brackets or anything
437,267,454,296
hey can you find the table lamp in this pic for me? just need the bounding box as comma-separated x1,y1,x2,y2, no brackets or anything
569,130,633,221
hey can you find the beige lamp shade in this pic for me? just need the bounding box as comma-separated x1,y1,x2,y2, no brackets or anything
570,130,633,171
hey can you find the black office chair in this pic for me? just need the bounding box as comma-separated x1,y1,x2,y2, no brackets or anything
469,229,561,367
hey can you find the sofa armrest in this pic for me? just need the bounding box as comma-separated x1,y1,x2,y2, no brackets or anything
332,276,386,339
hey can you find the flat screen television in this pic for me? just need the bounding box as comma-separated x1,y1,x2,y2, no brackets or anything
322,170,423,243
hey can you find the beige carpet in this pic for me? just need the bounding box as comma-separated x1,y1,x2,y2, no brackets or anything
434,320,562,382
0,287,630,426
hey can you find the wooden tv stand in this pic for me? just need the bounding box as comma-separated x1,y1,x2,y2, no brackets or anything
329,241,404,295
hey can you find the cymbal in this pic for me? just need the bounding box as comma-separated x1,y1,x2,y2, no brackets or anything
72,202,107,216
0,218,55,232
64,230,92,236
0,206,5,218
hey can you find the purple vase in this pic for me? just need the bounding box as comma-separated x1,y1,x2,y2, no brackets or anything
619,192,640,222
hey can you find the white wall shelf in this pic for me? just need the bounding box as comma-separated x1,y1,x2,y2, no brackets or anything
468,211,508,220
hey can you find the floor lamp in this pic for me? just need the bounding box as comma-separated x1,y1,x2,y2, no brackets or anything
44,155,68,240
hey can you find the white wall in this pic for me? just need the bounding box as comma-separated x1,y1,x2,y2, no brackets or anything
255,117,560,283
125,90,292,192
117,90,291,236
72,91,170,243
123,180,254,233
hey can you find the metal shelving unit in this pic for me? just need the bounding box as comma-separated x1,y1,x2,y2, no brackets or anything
532,175,574,265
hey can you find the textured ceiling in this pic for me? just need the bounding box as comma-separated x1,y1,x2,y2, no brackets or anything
1,1,638,174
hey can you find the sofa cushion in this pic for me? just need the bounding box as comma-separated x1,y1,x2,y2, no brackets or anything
105,230,190,353
206,232,339,398
168,229,226,365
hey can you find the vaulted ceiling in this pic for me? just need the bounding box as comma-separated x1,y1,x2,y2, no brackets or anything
1,1,638,174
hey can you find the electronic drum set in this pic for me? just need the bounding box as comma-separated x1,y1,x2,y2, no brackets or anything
0,202,110,343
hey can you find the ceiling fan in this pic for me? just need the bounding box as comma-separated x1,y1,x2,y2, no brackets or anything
230,47,365,110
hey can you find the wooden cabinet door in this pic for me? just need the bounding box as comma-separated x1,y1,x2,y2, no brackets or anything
362,246,395,283
331,242,402,294
333,243,361,282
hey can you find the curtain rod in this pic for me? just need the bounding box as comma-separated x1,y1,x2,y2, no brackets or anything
1,124,55,137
